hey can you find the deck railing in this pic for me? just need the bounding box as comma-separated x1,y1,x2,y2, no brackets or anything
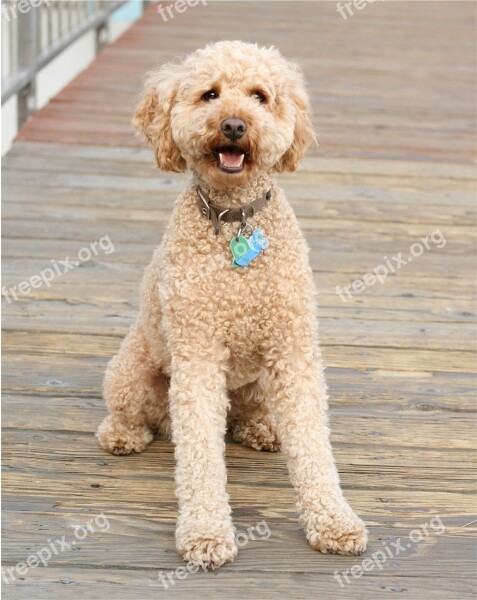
1,0,128,127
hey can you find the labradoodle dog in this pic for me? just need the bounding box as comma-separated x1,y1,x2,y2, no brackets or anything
97,40,367,569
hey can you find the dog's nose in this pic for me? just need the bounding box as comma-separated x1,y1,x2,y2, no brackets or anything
221,118,247,141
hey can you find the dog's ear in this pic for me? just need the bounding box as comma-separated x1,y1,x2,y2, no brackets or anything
132,64,187,172
275,71,315,173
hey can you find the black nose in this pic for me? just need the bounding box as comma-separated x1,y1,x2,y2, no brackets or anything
221,118,247,141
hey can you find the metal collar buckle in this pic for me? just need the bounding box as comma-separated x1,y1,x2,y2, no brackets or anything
197,187,211,220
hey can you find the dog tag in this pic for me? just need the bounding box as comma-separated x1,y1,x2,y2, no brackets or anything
230,229,269,268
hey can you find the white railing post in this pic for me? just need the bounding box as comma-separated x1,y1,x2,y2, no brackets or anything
16,3,38,128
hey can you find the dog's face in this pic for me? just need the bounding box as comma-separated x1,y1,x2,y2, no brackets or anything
133,41,314,189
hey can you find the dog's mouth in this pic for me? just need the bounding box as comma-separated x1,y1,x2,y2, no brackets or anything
214,146,246,173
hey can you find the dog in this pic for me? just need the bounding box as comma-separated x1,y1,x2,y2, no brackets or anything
96,40,367,569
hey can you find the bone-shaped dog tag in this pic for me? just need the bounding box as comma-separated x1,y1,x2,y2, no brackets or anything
230,229,269,268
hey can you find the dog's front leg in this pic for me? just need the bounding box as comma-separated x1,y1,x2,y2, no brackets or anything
269,345,368,555
169,356,237,570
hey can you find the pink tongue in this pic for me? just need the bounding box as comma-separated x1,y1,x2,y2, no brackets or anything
220,152,244,168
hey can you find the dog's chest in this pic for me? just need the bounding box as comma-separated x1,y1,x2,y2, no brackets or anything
158,192,315,359
186,229,312,348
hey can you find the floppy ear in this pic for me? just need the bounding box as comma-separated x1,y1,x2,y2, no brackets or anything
132,63,186,172
275,70,315,172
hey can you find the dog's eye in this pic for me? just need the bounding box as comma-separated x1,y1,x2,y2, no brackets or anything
202,90,219,101
252,91,266,103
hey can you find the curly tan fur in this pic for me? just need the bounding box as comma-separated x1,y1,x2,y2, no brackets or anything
97,41,367,569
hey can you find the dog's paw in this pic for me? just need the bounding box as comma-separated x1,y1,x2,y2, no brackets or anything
96,415,153,455
176,517,237,570
178,534,237,570
303,508,368,555
231,420,280,452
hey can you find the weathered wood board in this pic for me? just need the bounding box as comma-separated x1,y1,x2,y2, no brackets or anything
2,2,476,599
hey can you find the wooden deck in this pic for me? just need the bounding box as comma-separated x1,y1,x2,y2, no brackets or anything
2,1,476,598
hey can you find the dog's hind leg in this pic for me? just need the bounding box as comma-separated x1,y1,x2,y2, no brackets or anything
229,373,280,452
96,322,170,455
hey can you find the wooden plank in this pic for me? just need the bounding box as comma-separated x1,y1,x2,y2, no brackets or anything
2,509,475,575
3,427,476,489
2,567,474,600
15,2,476,166
2,342,476,389
2,320,476,353
2,360,476,414
1,287,474,326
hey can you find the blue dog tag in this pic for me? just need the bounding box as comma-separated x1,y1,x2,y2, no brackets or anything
230,229,269,267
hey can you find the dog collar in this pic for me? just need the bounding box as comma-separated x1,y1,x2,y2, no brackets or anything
196,187,272,235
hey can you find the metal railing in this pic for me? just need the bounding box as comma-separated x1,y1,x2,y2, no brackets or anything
1,0,127,127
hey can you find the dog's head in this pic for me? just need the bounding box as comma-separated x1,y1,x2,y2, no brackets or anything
132,41,315,188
